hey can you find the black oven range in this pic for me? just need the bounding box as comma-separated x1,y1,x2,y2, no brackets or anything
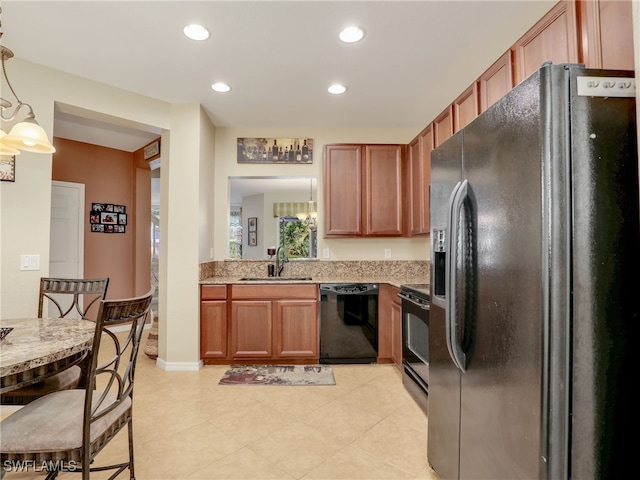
398,283,430,414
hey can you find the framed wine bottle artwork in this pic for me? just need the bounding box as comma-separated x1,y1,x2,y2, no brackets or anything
237,137,313,164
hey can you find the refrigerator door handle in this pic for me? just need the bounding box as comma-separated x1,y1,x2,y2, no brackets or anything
447,179,469,372
445,181,460,370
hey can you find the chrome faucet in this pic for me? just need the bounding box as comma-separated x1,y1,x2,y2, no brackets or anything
275,245,288,277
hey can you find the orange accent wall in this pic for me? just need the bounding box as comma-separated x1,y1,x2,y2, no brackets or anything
52,138,151,300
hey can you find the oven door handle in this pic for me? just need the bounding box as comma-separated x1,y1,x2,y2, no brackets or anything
397,292,430,310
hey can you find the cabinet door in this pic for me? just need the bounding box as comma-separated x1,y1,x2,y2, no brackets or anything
231,300,273,358
434,106,454,147
201,300,228,359
390,297,403,367
454,83,479,132
407,126,432,236
324,144,362,236
363,145,403,236
407,136,422,237
479,50,514,112
275,299,318,358
377,284,394,360
578,0,635,70
513,0,578,84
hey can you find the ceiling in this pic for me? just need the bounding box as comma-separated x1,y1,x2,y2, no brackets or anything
1,1,556,152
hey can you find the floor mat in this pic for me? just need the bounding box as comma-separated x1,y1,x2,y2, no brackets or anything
218,364,335,386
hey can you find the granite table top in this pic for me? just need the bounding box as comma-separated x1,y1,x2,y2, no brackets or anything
0,317,96,393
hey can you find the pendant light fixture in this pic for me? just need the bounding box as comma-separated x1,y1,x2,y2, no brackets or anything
0,9,56,155
296,178,317,230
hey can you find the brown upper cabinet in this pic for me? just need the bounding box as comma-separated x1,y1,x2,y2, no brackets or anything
324,144,403,237
577,0,635,71
434,106,454,148
479,51,514,113
406,125,433,236
324,144,362,236
405,1,634,220
513,0,579,84
454,84,479,132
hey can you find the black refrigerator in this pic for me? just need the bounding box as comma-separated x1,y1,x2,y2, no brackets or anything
428,63,638,480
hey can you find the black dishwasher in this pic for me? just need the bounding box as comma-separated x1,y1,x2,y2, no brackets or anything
319,283,378,364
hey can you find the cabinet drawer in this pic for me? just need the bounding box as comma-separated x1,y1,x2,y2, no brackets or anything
231,284,318,300
201,284,227,300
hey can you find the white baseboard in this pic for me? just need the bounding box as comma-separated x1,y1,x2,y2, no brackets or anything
155,358,203,371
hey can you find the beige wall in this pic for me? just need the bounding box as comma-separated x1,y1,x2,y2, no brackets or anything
212,127,431,262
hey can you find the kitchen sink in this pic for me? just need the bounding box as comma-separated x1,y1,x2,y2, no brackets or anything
239,277,313,281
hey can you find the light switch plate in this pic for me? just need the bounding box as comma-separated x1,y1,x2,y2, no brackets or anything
323,248,330,259
20,254,40,271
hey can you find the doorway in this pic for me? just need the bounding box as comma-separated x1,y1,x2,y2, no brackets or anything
50,181,85,279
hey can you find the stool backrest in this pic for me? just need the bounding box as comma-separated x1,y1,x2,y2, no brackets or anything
38,277,110,320
82,289,153,465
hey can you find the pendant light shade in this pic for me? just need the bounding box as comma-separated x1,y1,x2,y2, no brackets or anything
0,130,21,155
1,43,56,155
2,116,56,153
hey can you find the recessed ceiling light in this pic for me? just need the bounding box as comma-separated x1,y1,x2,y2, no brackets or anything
183,24,210,41
339,26,365,43
328,84,347,95
211,82,231,93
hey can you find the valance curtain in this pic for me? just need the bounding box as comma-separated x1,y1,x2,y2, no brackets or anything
273,202,317,218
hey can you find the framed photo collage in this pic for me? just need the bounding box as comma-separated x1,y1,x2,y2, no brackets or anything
89,202,128,233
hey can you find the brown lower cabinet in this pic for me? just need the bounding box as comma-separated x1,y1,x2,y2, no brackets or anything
377,284,402,368
201,283,319,365
200,285,228,360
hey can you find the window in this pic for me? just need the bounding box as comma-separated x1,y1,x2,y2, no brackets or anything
279,216,316,259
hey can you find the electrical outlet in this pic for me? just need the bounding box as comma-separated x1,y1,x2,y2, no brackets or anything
323,248,330,259
384,249,391,259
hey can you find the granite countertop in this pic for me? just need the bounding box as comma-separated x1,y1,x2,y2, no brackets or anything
200,276,427,288
199,259,430,290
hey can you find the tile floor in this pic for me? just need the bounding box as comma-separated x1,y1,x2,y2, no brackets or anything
1,330,440,480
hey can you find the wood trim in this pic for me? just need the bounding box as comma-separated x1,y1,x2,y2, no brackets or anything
576,0,602,68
